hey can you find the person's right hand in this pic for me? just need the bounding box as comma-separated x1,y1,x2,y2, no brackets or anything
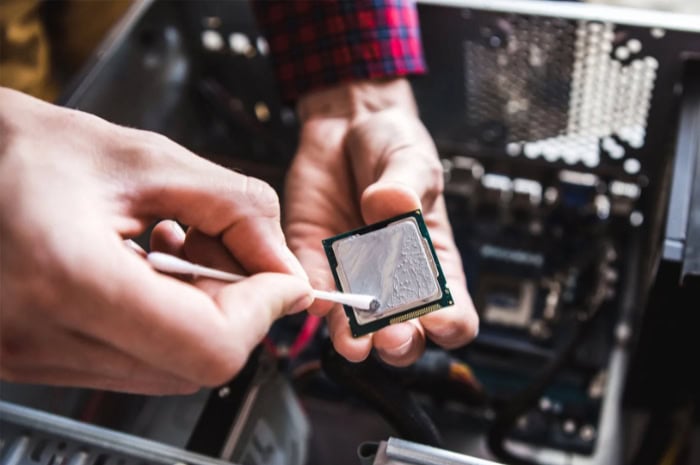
0,87,313,394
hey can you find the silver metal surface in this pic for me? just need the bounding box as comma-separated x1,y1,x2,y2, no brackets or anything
371,438,505,465
63,0,155,108
663,84,700,262
664,239,684,261
420,0,700,32
0,400,235,465
220,359,310,465
333,218,441,324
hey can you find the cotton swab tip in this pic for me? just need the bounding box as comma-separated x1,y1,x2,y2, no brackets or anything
147,252,196,275
312,289,380,312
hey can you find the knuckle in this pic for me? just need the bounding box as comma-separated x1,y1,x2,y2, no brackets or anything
0,118,19,156
0,335,32,376
426,157,445,196
131,131,172,164
243,176,280,218
118,130,181,176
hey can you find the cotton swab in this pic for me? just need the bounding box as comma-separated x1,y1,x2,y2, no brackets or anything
147,252,247,282
146,252,380,312
311,289,381,312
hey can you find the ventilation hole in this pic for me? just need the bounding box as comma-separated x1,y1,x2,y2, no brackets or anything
201,30,224,51
138,29,158,48
256,36,269,55
624,158,641,174
627,39,642,54
93,453,109,465
31,439,48,462
229,33,253,55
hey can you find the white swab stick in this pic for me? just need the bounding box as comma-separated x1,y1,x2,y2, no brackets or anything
147,252,247,282
311,289,380,312
146,252,380,311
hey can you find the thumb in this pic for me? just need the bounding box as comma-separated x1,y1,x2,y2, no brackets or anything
361,182,422,225
345,109,445,224
214,273,315,351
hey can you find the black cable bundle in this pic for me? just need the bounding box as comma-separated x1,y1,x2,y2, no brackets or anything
320,340,444,448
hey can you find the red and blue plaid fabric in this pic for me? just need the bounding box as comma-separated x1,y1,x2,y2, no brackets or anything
253,0,426,102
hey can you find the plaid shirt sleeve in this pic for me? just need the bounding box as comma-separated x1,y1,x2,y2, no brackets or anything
252,0,426,103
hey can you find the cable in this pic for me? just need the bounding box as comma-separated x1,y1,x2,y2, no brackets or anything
382,350,487,406
263,314,323,360
288,315,322,359
321,340,444,447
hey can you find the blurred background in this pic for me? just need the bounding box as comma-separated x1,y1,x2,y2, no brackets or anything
2,0,699,103
1,2,700,465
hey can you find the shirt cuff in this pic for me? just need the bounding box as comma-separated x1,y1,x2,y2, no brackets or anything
253,0,427,103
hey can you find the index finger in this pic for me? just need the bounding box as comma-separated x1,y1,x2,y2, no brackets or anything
118,130,306,279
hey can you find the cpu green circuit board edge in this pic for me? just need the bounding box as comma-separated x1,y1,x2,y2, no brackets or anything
322,210,453,337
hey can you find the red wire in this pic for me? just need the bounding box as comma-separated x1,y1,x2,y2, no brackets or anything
287,315,322,359
79,390,105,423
262,336,279,358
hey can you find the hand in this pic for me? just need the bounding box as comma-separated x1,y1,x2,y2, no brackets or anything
0,87,313,394
285,79,479,366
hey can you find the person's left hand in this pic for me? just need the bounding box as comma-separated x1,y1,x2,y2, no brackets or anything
285,78,479,367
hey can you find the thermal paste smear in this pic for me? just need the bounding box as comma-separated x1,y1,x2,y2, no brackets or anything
333,219,439,323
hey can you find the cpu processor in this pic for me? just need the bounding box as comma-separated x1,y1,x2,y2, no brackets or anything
322,210,452,337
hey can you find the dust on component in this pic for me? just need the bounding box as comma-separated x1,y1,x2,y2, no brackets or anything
322,211,452,337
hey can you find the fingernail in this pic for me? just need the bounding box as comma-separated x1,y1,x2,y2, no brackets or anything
170,221,186,239
290,294,314,314
282,246,309,281
124,239,146,257
382,336,413,358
